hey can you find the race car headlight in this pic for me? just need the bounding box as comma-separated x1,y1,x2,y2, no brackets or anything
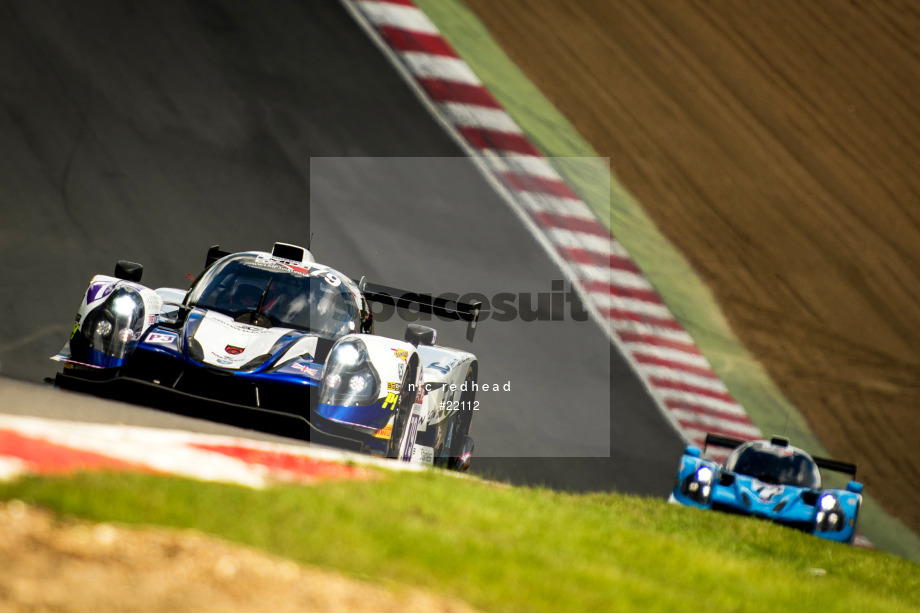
815,494,845,532
113,294,139,317
681,464,715,504
325,373,341,389
349,373,371,392
319,339,381,407
81,287,145,359
95,320,113,337
334,342,361,366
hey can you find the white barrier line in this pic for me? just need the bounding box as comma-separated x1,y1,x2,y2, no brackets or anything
544,227,624,258
608,319,696,344
401,52,481,84
670,410,762,437
619,341,711,368
491,154,563,180
437,101,522,133
354,0,440,35
639,365,729,393
657,389,750,418
513,191,596,220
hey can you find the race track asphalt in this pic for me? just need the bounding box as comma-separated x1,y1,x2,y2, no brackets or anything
0,0,685,496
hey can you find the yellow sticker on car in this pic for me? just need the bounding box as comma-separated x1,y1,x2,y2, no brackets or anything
392,348,408,361
373,424,393,439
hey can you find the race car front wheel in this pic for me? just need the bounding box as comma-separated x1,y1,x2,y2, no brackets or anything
385,360,418,461
447,362,477,471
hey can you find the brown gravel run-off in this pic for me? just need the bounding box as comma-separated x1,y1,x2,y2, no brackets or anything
0,500,475,612
464,0,920,537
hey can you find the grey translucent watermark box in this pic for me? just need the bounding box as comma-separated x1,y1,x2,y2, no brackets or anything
311,157,612,458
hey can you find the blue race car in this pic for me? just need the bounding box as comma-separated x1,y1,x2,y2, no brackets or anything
669,434,863,544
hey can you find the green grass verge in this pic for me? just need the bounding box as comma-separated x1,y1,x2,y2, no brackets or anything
3,470,920,612
410,0,920,561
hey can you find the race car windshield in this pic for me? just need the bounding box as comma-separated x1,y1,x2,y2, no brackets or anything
186,254,359,337
725,444,821,488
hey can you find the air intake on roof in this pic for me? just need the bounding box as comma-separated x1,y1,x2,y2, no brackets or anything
770,436,790,447
272,242,307,262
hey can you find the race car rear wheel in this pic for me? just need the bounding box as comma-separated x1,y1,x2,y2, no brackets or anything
446,362,477,471
385,359,418,461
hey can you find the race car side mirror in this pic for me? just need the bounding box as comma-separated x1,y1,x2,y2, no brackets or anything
115,260,143,283
846,481,863,494
405,323,436,347
685,445,701,458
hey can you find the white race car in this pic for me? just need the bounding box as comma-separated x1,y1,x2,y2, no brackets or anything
53,242,481,469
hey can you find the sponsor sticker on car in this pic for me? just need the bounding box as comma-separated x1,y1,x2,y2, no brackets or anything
146,332,178,344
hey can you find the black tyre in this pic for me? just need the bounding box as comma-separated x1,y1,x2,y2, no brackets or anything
385,360,418,461
447,362,477,471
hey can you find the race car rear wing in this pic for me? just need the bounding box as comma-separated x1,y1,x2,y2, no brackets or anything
205,245,231,268
812,457,858,478
361,281,482,342
703,433,748,452
703,433,857,478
